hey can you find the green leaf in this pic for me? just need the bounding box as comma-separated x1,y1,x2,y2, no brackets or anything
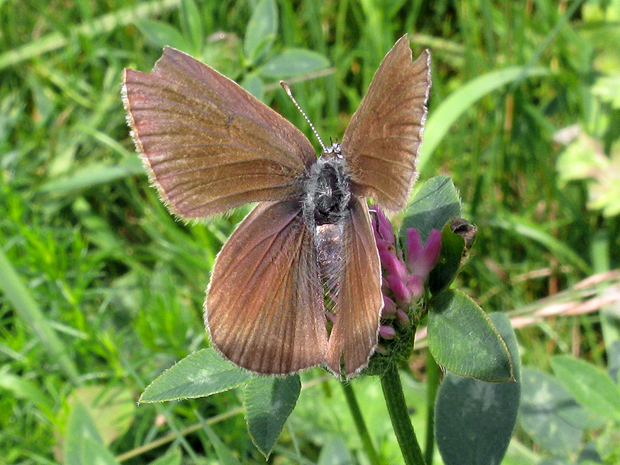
592,74,620,109
140,348,253,402
65,403,118,465
81,437,119,465
39,157,148,195
244,0,278,64
427,221,465,295
520,368,590,455
136,19,189,51
435,313,521,465
551,355,620,422
400,175,461,244
428,290,513,382
556,131,620,217
419,66,551,175
244,375,301,458
258,49,331,79
596,423,620,463
317,436,354,465
180,0,203,54
67,385,136,446
556,132,607,184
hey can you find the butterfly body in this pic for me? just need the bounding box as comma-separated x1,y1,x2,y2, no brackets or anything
122,35,431,378
303,144,351,227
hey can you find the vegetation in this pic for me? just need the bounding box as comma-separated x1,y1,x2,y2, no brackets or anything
1,0,620,463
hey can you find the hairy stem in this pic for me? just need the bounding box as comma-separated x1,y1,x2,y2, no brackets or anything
380,364,426,465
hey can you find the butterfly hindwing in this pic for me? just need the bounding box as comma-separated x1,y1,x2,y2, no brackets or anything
325,197,383,378
206,200,328,374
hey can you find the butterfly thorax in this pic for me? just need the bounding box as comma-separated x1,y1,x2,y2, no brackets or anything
302,144,351,228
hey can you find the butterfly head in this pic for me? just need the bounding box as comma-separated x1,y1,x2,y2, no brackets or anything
322,141,343,159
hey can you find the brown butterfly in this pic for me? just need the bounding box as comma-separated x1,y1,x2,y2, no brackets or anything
122,34,431,378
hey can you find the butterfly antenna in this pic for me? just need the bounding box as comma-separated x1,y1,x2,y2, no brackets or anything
280,81,327,152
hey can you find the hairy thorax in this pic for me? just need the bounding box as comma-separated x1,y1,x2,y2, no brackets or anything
302,143,351,228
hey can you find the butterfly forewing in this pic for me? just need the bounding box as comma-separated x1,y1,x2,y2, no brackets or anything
122,47,315,218
325,198,382,378
342,35,431,212
206,200,328,374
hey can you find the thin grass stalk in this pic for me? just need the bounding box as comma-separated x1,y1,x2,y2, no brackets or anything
424,351,440,465
341,381,381,465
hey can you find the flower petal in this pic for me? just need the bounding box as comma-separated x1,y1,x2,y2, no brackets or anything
406,228,423,269
379,325,396,340
371,206,395,245
386,274,412,303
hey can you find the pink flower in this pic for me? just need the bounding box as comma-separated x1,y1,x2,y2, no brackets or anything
379,325,396,340
370,205,443,339
371,206,443,304
406,228,442,280
379,249,408,281
386,274,413,304
372,206,395,245
396,309,409,326
407,274,424,301
382,295,398,318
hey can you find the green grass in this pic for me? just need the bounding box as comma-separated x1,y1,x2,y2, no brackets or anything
2,0,620,463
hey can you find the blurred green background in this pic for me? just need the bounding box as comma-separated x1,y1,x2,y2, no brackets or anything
2,0,620,463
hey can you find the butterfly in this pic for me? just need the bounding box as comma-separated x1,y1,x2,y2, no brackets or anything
122,34,431,378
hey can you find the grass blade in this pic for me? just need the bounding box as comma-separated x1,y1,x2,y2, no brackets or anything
0,0,181,71
0,247,79,382
419,65,551,174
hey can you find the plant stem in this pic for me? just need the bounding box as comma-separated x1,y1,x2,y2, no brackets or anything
424,350,440,465
380,364,426,465
341,381,381,465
